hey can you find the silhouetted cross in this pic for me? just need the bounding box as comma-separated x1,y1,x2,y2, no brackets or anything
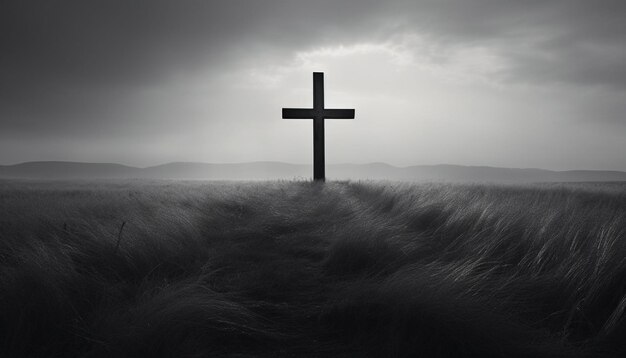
282,72,355,181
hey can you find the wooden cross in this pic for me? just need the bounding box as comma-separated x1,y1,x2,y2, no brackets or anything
282,72,355,181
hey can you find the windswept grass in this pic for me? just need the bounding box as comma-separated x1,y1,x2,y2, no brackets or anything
1,180,626,357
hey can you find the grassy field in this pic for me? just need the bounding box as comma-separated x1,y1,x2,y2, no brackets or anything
1,180,626,357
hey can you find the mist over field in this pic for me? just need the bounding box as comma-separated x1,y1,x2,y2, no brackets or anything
2,180,626,357
3,161,626,183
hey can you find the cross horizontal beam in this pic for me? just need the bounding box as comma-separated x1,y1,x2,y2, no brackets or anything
282,108,355,119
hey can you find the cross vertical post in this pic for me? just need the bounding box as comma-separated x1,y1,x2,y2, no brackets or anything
282,72,355,182
313,73,325,181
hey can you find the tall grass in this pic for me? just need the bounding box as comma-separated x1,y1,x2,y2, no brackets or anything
1,179,625,357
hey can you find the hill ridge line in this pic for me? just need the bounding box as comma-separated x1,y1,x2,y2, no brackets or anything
1,161,625,183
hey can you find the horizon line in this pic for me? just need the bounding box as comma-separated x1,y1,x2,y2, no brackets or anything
2,160,626,174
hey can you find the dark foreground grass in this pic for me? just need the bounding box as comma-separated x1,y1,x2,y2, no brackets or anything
1,180,626,357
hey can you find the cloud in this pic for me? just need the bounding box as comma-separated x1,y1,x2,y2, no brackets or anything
3,0,625,91
1,0,625,168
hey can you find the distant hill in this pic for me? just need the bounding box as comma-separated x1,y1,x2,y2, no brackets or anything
1,161,626,183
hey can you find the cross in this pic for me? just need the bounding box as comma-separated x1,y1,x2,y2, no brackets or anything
282,72,355,181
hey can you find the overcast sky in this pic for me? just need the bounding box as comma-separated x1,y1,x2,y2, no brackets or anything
1,0,625,170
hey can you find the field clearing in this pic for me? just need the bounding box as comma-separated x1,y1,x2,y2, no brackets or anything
1,180,626,357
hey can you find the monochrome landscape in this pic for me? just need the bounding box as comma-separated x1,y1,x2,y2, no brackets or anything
2,0,626,357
